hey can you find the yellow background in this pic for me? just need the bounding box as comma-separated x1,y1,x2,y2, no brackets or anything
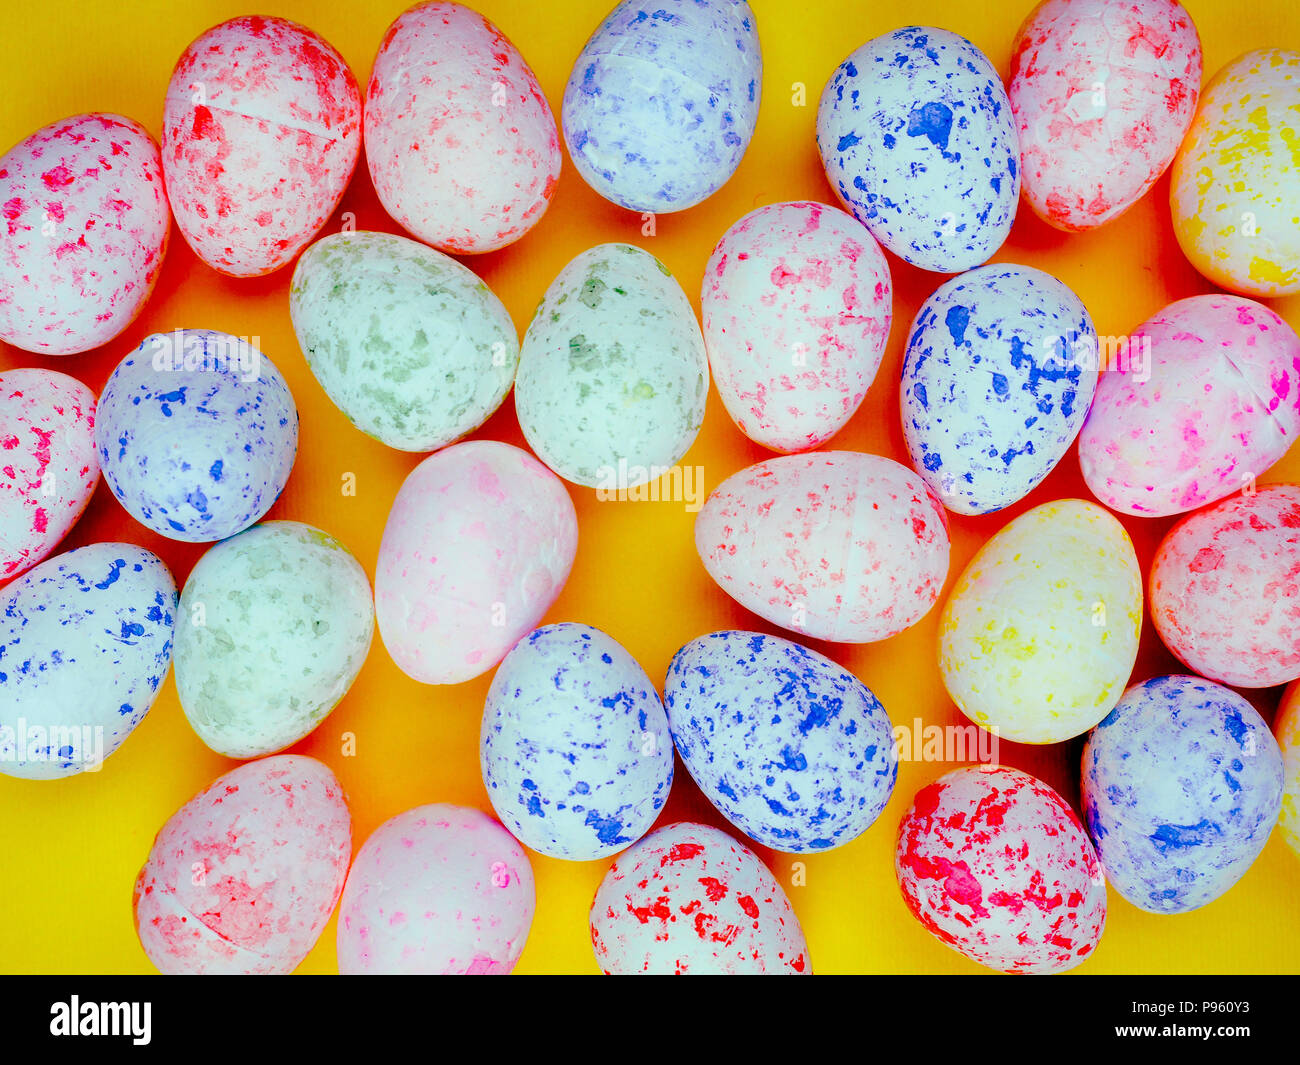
1,0,1298,975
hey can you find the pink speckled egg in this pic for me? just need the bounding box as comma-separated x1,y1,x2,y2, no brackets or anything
337,804,535,974
0,113,168,355
589,822,810,975
375,440,578,685
133,755,351,975
162,16,361,277
895,765,1107,974
365,2,561,254
0,369,98,582
1078,294,1300,517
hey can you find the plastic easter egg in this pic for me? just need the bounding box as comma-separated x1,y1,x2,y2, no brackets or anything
366,2,560,254
1079,294,1300,517
562,0,762,213
133,755,350,975
1277,681,1300,860
816,27,1020,273
481,624,673,860
0,544,176,779
375,440,578,685
901,264,1097,515
162,16,361,277
290,231,519,451
664,631,896,852
337,804,535,974
694,451,950,642
589,822,810,974
0,113,169,354
96,330,299,543
517,243,708,488
1083,675,1284,913
896,765,1106,974
1009,0,1202,231
701,201,892,452
1171,49,1300,297
938,499,1141,744
0,369,99,581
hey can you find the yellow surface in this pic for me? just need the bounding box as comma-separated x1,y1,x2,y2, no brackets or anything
1,0,1299,976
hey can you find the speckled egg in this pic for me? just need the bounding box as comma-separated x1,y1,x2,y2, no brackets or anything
517,243,708,488
901,264,1097,515
562,0,762,213
290,231,519,452
589,822,810,974
162,15,361,277
1171,49,1300,297
0,113,169,354
338,804,535,974
694,451,950,642
896,765,1106,974
1009,0,1202,231
375,440,578,685
133,755,350,974
1083,675,1284,913
1276,681,1300,860
96,330,299,542
664,631,896,852
0,543,176,779
817,27,1020,273
1078,294,1300,517
0,369,99,582
701,201,892,453
938,499,1141,744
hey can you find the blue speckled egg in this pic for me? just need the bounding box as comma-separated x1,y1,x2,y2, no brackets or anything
481,623,674,861
901,264,1097,515
816,27,1020,272
562,0,762,213
1082,674,1285,914
663,630,897,852
0,543,177,779
96,330,298,542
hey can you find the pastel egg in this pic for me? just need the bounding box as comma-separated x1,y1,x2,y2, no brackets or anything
96,330,299,543
1078,294,1300,517
481,623,673,861
133,755,350,974
896,765,1106,974
589,822,810,974
0,543,176,779
174,521,374,759
938,499,1141,744
337,804,535,974
1009,0,1202,231
0,113,169,354
289,231,519,452
517,243,708,488
1082,675,1284,913
375,440,578,685
817,27,1020,273
694,451,950,642
1171,49,1300,297
701,201,892,453
0,368,99,582
162,15,361,277
664,630,896,852
901,263,1097,515
562,0,762,213
1276,681,1300,860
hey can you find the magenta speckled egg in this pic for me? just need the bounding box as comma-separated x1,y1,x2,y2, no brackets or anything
1079,294,1300,517
0,113,168,355
365,2,561,254
162,16,361,277
337,804,535,974
133,755,351,975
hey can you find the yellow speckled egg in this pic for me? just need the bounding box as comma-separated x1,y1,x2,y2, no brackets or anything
1278,680,1300,860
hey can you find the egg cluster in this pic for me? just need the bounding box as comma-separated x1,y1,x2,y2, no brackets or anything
1,0,1298,976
